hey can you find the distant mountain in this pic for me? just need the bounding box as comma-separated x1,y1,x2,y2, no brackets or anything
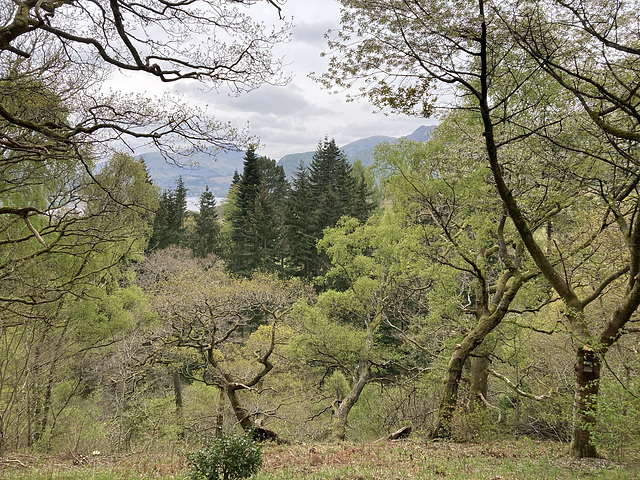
138,125,434,198
404,125,433,142
341,135,396,156
278,126,433,178
275,151,315,179
138,149,245,198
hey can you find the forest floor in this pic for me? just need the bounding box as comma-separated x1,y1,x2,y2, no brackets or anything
1,438,639,479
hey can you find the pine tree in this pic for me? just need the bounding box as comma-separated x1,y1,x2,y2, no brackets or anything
191,186,220,258
236,147,261,222
309,138,354,234
229,148,261,273
258,156,289,268
285,163,317,279
168,176,188,236
147,190,170,251
349,161,377,223
147,177,188,251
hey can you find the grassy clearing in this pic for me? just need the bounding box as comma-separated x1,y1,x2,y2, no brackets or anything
2,439,639,480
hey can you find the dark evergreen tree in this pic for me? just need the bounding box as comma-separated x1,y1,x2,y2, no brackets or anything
231,169,241,187
308,138,354,233
250,182,278,270
305,138,361,276
139,158,154,185
147,177,188,251
258,156,289,268
147,190,170,251
167,176,188,239
236,147,261,221
230,147,262,273
191,186,221,258
285,163,317,279
227,148,289,275
350,161,377,223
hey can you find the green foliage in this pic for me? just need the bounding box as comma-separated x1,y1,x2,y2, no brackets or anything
283,138,378,280
191,186,221,258
227,148,289,275
284,163,317,279
590,372,640,460
186,433,262,480
148,177,188,251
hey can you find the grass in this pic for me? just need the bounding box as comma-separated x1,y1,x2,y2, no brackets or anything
2,439,639,480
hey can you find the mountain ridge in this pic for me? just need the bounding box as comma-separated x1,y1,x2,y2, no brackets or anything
139,125,433,197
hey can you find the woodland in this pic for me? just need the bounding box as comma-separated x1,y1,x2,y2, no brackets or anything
1,0,640,476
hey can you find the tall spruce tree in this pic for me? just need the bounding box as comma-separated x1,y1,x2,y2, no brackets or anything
230,147,262,273
228,148,289,275
285,163,317,279
305,138,373,277
258,156,289,268
191,186,220,258
148,177,188,251
309,138,365,232
350,161,377,223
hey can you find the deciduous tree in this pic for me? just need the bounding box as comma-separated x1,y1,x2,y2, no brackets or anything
321,0,640,456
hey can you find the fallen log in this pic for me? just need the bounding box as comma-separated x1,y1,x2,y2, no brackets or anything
386,426,412,441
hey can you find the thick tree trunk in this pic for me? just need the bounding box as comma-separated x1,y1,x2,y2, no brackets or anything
332,360,371,441
469,355,490,413
225,385,254,433
432,350,465,439
570,346,600,458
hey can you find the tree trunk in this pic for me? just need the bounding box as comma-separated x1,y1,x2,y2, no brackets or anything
215,387,225,438
172,370,185,440
332,359,371,441
225,385,254,433
570,346,600,458
469,355,490,413
432,349,465,439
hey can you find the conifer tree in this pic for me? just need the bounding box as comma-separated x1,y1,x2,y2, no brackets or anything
305,138,373,277
167,177,188,240
350,162,377,223
191,186,220,258
230,147,262,273
285,163,317,279
308,138,361,234
228,148,289,275
148,177,188,251
258,156,289,268
148,190,171,251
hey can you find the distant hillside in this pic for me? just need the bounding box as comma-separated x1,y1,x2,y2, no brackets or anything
278,125,433,178
404,125,433,142
138,150,245,198
275,151,315,179
138,125,434,197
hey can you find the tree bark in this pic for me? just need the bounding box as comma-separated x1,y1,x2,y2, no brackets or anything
469,355,490,413
172,370,185,440
432,271,525,439
225,385,255,433
215,387,225,438
332,359,371,441
432,349,465,439
570,346,600,458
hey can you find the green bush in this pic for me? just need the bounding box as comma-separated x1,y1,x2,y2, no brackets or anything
186,433,263,480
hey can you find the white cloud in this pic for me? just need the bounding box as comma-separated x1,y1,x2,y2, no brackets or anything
108,0,436,161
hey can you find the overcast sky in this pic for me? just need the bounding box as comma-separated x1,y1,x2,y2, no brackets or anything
120,0,436,160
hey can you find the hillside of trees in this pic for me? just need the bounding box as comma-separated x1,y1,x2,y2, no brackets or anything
1,0,640,468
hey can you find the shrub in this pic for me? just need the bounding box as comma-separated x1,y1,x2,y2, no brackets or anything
186,433,262,480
